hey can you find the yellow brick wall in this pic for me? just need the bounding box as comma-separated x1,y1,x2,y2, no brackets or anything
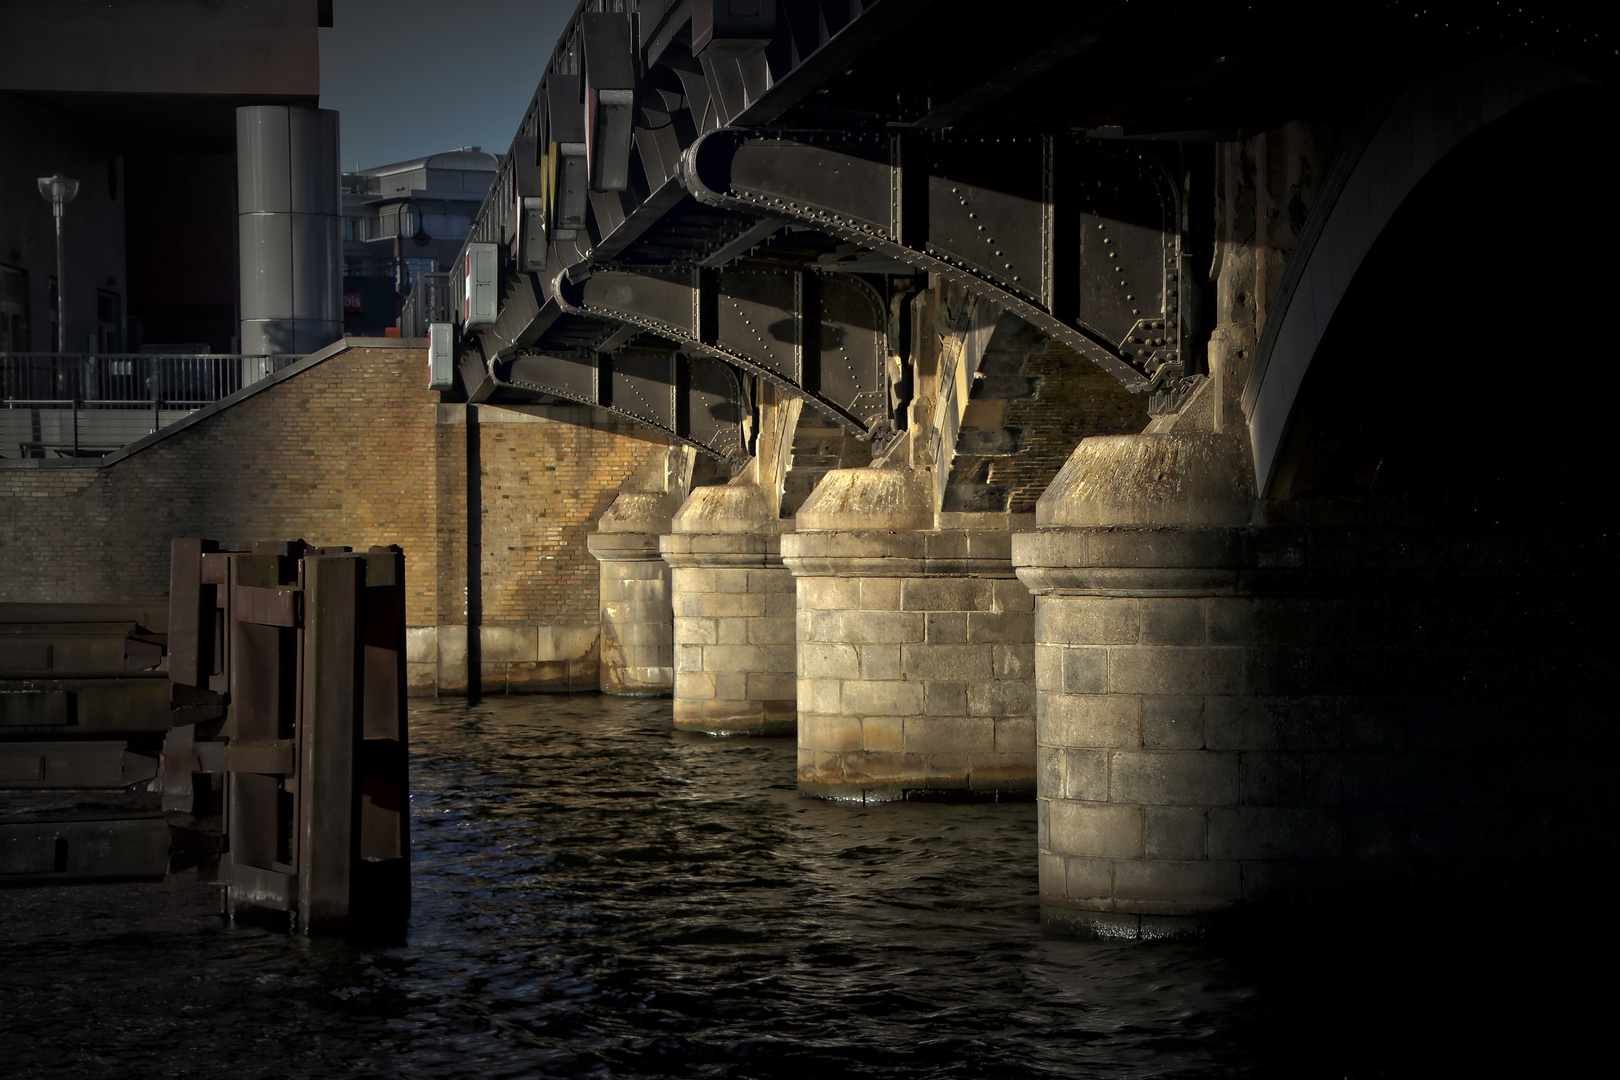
0,342,669,633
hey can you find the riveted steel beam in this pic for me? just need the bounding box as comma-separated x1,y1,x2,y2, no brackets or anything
682,128,1185,393
552,263,889,436
493,346,749,463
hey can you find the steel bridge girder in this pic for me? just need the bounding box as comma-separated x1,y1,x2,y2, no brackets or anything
495,347,749,464
552,264,890,437
682,128,1186,392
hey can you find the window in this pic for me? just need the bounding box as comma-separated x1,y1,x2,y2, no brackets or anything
0,266,28,353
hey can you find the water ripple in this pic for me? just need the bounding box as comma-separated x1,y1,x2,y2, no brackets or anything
4,694,1578,1078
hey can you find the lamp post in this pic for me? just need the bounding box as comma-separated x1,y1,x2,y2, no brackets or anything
37,174,79,354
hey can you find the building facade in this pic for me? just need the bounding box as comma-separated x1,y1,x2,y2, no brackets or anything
341,149,498,336
0,2,329,356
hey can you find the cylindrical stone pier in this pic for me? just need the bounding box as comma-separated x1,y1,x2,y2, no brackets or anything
1014,432,1615,938
782,466,1035,800
661,482,796,735
587,489,682,696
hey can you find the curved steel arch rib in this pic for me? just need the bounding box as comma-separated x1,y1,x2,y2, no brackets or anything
680,128,1187,394
551,264,891,438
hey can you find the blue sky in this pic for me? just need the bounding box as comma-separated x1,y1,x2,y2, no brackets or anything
319,0,576,170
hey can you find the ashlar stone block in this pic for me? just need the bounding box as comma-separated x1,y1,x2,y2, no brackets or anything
842,678,924,717
1046,801,1143,859
1062,749,1108,801
1038,693,1141,749
901,578,993,612
902,643,993,681
1037,597,1140,646
1141,695,1207,750
1109,750,1240,806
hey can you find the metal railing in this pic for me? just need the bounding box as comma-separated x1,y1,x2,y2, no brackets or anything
400,272,453,339
1,352,303,459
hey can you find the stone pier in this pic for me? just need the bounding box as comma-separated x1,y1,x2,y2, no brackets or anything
783,459,1036,800
1009,105,1614,935
662,475,797,735
586,448,693,696
1017,485,1611,935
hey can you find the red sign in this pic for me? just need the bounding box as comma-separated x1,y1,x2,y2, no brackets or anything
343,289,364,315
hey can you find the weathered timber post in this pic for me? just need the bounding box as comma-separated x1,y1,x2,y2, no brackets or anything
299,545,410,933
173,539,409,934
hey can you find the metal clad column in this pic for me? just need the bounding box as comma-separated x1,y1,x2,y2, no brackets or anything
238,105,342,358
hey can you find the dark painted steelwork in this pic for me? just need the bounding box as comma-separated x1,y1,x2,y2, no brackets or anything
681,129,1185,392
440,0,1204,446
443,1,1613,438
552,264,888,435
444,1,940,447
495,345,750,463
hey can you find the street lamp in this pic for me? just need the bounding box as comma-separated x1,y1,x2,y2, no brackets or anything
37,174,79,354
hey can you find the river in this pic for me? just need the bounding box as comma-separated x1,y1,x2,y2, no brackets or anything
1,695,1592,1077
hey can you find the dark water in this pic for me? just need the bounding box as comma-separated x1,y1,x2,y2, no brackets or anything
1,696,1599,1078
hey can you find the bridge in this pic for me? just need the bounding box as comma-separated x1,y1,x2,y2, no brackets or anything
414,0,1615,936
1,1,1609,940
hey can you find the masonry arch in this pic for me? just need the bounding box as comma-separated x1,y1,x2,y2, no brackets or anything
1244,55,1595,499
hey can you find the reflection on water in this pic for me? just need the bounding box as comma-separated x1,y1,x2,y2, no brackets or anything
0,695,1599,1078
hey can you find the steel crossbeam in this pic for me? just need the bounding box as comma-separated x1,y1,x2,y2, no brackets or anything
440,0,1211,443
681,129,1185,392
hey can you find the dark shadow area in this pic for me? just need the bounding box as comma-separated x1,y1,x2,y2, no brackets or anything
1206,80,1619,924
1266,83,1610,522
1208,903,1615,1076
123,151,239,353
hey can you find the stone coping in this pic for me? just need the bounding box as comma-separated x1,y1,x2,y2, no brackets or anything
660,531,783,567
781,527,1018,579
586,531,665,559
1013,525,1612,589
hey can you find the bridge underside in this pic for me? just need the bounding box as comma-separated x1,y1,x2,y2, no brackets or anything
419,0,1614,934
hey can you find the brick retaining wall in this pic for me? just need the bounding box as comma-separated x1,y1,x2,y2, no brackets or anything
0,338,669,694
